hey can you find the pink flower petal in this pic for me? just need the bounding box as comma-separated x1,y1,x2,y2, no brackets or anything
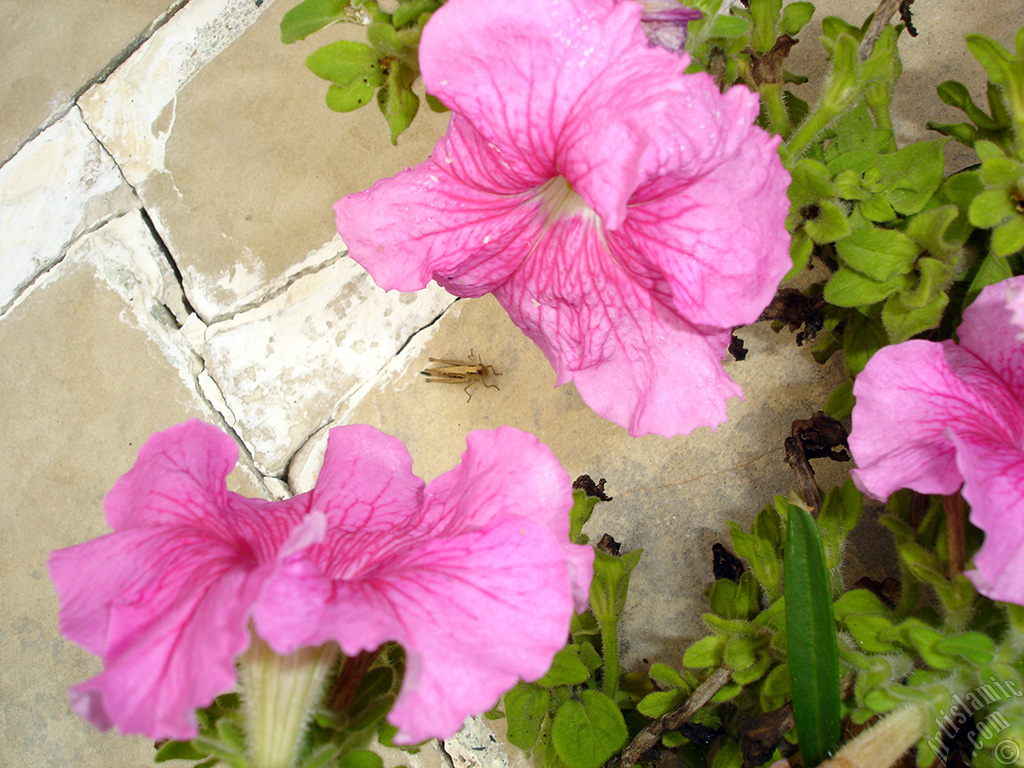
254,427,592,743
953,431,1024,604
1006,279,1024,340
334,118,546,295
956,274,1024,403
496,212,742,435
850,341,980,500
420,0,691,229
623,87,790,328
48,420,309,739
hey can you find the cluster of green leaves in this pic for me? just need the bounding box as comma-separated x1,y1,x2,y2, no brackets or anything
831,491,1021,768
281,0,447,143
155,646,411,768
683,0,815,133
614,481,1024,768
496,486,641,768
625,484,858,768
775,23,1024,418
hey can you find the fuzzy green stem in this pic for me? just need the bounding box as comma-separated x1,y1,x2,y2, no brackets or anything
601,620,619,700
760,83,792,137
783,104,841,164
817,705,926,768
240,636,341,768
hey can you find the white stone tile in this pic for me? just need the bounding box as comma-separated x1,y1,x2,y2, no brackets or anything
78,0,272,187
200,257,454,476
0,107,137,313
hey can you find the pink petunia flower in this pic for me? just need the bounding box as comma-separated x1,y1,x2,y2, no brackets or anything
49,420,592,745
334,0,791,438
848,276,1024,605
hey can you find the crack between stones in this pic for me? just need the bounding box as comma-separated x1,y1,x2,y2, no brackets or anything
280,297,460,492
0,0,192,173
203,250,350,326
0,209,139,319
139,207,198,325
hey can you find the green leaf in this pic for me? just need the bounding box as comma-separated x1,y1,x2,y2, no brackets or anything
338,750,385,768
637,689,686,718
926,120,976,147
569,487,602,543
882,290,948,343
377,64,420,144
788,159,838,208
425,92,448,113
965,252,1013,306
824,379,854,420
682,635,725,669
824,267,905,307
966,34,1016,87
281,0,351,43
936,80,1001,130
708,14,749,38
537,645,591,688
551,691,628,768
577,641,603,673
992,215,1024,256
845,614,899,653
842,315,886,375
306,41,384,113
731,651,771,685
779,2,814,36
366,20,406,56
970,189,1016,228
980,156,1022,188
759,664,791,711
858,195,896,223
834,227,920,281
589,548,642,627
392,0,440,28
503,683,550,751
804,200,852,243
900,621,955,669
832,589,890,620
784,502,841,767
936,632,996,664
155,740,208,762
875,141,947,215
649,662,692,691
723,635,759,672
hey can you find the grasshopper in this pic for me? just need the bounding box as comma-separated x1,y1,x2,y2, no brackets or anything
420,351,501,402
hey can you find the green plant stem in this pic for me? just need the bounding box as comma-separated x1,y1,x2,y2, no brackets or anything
866,92,897,152
601,620,619,700
240,636,340,768
760,83,791,137
783,104,841,163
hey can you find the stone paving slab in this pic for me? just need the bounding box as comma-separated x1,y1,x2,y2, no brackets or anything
0,0,177,165
81,0,451,322
0,107,138,313
1,212,271,768
196,243,454,476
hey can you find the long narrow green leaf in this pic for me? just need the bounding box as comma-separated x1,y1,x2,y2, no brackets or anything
784,499,841,767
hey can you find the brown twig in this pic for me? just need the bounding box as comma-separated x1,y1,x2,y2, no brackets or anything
616,668,732,768
858,0,901,60
943,493,966,577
